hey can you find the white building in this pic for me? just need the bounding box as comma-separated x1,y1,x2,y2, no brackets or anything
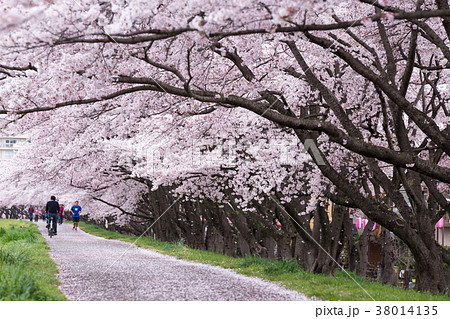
0,136,28,159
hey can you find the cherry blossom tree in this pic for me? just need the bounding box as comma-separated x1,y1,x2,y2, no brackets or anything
0,0,449,293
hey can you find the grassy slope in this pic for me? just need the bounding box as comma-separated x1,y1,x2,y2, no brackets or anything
77,222,450,301
0,220,66,300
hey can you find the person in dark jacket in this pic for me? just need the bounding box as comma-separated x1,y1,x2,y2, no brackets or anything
46,196,60,235
28,205,34,222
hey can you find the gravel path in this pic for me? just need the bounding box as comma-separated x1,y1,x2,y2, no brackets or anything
37,221,309,301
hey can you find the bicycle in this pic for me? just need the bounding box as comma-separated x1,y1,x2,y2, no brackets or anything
46,215,58,238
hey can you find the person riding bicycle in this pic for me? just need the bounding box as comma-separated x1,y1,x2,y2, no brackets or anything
46,196,60,235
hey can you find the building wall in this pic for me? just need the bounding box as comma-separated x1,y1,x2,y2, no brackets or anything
0,136,28,160
435,214,450,247
436,227,450,247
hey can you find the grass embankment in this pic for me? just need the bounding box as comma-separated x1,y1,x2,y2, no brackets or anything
0,220,66,300
78,222,449,301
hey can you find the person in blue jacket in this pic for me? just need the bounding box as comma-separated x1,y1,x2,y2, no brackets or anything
71,201,82,231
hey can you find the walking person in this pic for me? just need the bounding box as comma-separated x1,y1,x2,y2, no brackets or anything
58,204,64,224
45,196,60,235
28,205,34,222
71,201,82,231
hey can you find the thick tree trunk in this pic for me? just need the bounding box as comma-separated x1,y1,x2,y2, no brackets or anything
415,254,447,293
293,236,314,269
212,231,225,253
329,205,346,264
276,235,293,259
238,236,251,255
263,237,276,259
398,210,448,293
183,201,205,250
356,220,373,277
232,211,268,257
310,205,346,275
343,212,356,272
411,243,447,293
380,228,397,286
215,208,235,256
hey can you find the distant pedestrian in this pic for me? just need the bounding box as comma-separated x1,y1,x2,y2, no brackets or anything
34,209,39,222
28,205,34,222
46,196,60,235
58,204,64,224
71,201,82,231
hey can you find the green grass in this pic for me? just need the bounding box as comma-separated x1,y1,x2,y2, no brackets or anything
77,222,450,301
0,220,66,300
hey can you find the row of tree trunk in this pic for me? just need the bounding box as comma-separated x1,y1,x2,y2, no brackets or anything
0,206,25,219
89,185,406,285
